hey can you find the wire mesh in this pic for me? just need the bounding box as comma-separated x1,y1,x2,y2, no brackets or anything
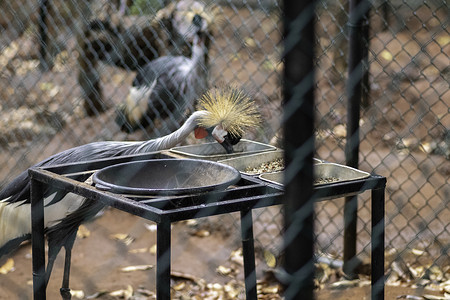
0,0,448,299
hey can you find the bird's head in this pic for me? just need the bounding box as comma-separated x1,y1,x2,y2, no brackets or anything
172,0,211,42
193,87,261,154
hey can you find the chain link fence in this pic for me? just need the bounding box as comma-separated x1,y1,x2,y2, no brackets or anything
0,0,448,299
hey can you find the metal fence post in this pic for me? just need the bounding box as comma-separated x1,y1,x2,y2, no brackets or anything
282,0,316,298
38,0,49,70
343,0,371,278
30,173,47,300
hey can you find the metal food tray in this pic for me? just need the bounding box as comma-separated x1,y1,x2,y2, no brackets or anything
259,163,371,186
170,139,277,161
219,150,322,175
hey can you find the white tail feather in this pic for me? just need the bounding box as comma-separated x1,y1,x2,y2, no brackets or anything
125,83,156,123
0,193,85,250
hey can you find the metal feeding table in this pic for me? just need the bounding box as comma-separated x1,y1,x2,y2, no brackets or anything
29,151,386,300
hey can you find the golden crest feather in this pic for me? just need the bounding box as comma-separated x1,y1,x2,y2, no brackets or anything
196,87,261,137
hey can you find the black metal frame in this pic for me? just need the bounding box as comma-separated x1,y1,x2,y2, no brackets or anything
29,152,385,300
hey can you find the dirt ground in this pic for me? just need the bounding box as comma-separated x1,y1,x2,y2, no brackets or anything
0,208,446,300
0,3,449,300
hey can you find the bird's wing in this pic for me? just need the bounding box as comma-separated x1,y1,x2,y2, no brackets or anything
0,142,140,205
142,57,190,123
0,171,30,204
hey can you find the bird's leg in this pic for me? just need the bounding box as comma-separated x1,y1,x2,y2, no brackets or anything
59,247,72,300
45,244,61,288
60,230,77,300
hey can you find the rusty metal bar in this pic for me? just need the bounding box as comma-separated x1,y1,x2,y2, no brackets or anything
29,153,385,299
156,218,171,300
241,209,257,300
372,187,386,300
30,175,47,300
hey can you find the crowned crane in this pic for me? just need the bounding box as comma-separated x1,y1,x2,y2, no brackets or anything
0,86,260,299
78,0,216,115
115,13,209,134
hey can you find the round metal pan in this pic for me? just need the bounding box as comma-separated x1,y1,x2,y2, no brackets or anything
93,159,241,196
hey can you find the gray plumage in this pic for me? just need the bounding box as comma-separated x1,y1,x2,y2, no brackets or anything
116,14,209,134
0,110,209,297
0,84,260,298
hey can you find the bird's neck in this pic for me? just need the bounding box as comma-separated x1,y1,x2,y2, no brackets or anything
191,35,207,63
137,111,209,152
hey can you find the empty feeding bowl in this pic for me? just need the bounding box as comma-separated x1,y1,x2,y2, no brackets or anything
170,139,277,161
259,163,370,186
93,159,241,196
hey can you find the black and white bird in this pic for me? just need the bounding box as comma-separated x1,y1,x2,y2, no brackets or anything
115,13,210,134
0,86,260,299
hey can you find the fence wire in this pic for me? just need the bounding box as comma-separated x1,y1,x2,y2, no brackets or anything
0,0,448,299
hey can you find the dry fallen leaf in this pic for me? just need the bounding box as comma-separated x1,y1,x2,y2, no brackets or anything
110,233,135,245
260,284,280,294
230,248,244,266
77,225,91,238
442,280,450,293
436,35,450,47
109,285,133,299
120,265,154,272
128,247,149,254
185,219,198,226
420,142,432,154
208,282,223,291
85,291,109,299
422,295,449,300
244,37,257,48
173,281,186,291
333,124,347,138
264,250,277,268
144,223,157,232
0,258,15,274
330,279,370,289
392,261,413,281
229,53,241,61
401,138,417,148
223,280,243,298
428,265,444,281
380,49,393,61
216,265,232,276
397,296,424,300
70,290,85,299
194,229,210,237
171,270,202,283
39,82,55,91
408,265,424,279
135,288,155,297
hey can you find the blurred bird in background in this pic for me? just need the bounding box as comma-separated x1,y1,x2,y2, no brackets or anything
0,86,260,299
115,13,209,134
78,0,217,116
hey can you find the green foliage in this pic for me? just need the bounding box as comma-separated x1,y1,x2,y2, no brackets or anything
129,0,163,15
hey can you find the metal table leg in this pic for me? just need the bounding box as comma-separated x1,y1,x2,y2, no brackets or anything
157,219,171,300
31,178,47,300
240,209,257,300
371,187,385,300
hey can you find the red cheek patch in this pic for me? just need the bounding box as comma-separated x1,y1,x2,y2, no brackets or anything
194,127,208,139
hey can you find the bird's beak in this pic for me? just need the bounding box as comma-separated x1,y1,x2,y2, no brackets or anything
220,137,234,154
212,125,234,154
